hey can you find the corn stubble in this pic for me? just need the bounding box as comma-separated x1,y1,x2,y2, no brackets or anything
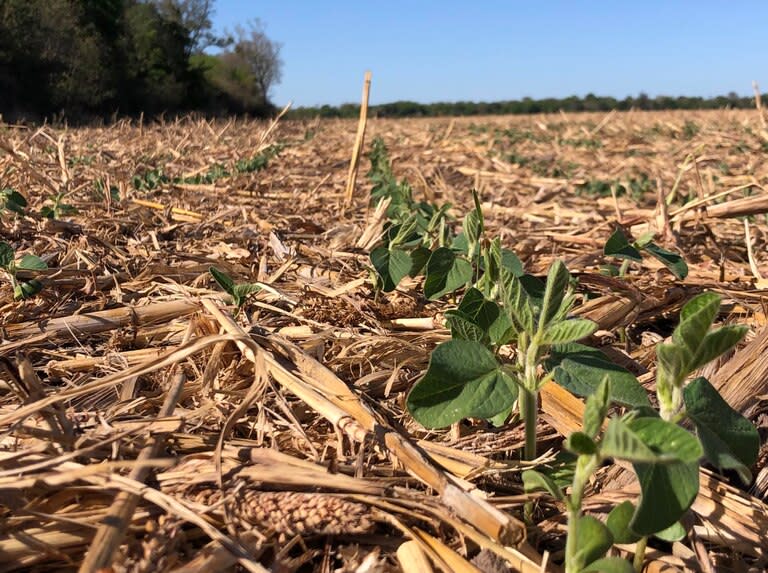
0,109,766,572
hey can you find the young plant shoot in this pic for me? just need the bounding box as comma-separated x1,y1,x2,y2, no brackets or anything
407,257,617,460
524,292,758,573
404,185,646,461
209,267,263,311
0,241,47,300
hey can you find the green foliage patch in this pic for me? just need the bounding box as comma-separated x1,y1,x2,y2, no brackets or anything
362,138,757,573
0,242,47,300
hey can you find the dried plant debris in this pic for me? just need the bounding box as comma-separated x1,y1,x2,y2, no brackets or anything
0,110,766,572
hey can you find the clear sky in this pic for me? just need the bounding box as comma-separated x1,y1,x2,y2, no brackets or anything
211,1,768,108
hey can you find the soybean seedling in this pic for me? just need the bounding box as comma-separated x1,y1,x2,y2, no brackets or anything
40,192,78,219
0,188,27,215
406,194,648,462
524,292,758,573
603,227,687,280
209,267,262,311
0,241,48,300
407,259,623,460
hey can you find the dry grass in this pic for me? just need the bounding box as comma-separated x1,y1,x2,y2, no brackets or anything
0,109,767,572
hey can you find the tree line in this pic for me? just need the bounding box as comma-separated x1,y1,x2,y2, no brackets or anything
287,91,766,119
0,0,282,121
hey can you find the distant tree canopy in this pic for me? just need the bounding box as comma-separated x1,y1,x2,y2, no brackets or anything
0,0,282,120
287,91,767,120
0,3,760,123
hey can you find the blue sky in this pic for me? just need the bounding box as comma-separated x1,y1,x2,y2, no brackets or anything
211,1,768,107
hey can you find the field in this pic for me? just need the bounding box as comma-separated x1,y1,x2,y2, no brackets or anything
0,109,767,572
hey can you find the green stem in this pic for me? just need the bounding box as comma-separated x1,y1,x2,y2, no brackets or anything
564,502,579,573
619,259,631,277
660,385,682,421
520,387,538,460
565,454,600,573
633,536,648,572
518,335,542,461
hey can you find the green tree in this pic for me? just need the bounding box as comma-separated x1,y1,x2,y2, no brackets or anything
202,19,282,113
118,0,195,112
0,0,112,115
152,0,225,54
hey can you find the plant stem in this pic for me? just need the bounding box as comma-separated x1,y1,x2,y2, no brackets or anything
520,387,538,460
633,536,648,572
564,502,580,573
518,336,541,461
619,259,631,277
565,454,599,573
660,385,681,421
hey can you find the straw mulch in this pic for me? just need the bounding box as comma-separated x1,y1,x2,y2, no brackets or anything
0,109,767,572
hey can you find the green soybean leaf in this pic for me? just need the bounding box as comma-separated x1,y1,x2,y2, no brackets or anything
390,216,419,248
635,231,655,247
653,520,686,542
572,515,613,570
446,288,512,346
655,342,685,386
461,288,513,345
684,377,759,483
479,238,502,293
601,418,657,462
539,451,578,490
501,248,524,277
564,431,598,455
444,310,488,344
630,417,703,463
381,223,401,246
680,291,719,324
501,272,534,334
540,318,597,345
232,283,262,307
0,242,14,268
210,267,262,307
673,292,721,361
606,501,641,544
539,260,570,330
423,247,473,300
58,204,77,216
209,266,236,296
17,254,47,271
455,288,498,324
471,189,485,232
425,202,451,234
406,340,519,428
371,246,412,292
519,273,545,303
689,325,748,372
408,246,432,277
642,241,688,280
582,557,634,573
604,228,642,262
487,408,511,427
14,279,44,300
583,376,611,438
522,469,564,502
548,344,650,409
450,231,469,254
631,460,699,535
488,312,515,346
463,209,482,255
0,189,27,214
